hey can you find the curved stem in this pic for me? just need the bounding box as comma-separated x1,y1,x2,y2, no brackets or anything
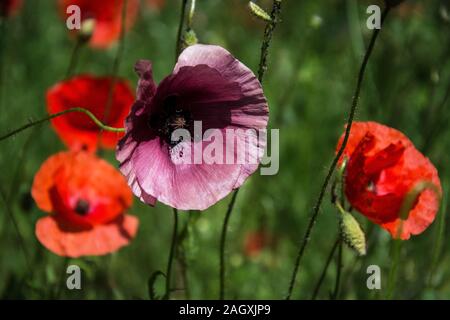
0,107,125,142
219,188,239,300
165,208,178,300
175,0,188,59
311,236,340,300
285,6,391,300
219,0,283,300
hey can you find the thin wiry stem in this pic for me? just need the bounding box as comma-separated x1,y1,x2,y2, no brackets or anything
257,0,282,83
54,257,70,299
65,38,82,79
331,239,343,300
219,0,283,300
99,0,128,149
165,208,178,300
285,6,391,300
219,189,239,300
175,0,188,59
311,236,340,300
0,107,125,142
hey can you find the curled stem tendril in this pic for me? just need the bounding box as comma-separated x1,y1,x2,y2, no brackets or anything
0,107,125,142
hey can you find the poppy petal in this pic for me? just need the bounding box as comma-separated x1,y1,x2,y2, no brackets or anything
31,152,70,213
35,215,138,258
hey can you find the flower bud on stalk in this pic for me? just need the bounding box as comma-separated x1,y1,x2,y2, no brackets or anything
337,203,367,256
78,18,96,43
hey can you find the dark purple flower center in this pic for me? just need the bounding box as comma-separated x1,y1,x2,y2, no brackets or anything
149,95,193,146
74,199,90,216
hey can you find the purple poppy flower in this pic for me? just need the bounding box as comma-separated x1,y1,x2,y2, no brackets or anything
116,44,269,210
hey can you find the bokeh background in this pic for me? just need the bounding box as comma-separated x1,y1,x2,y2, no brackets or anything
0,0,449,299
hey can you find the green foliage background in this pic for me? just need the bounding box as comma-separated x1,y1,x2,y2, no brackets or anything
0,0,449,299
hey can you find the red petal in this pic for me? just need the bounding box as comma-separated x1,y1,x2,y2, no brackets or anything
35,215,138,258
46,75,134,152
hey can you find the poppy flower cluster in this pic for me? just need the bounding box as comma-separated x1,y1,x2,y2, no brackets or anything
30,1,142,258
36,76,137,257
337,122,442,240
57,0,139,49
32,151,138,258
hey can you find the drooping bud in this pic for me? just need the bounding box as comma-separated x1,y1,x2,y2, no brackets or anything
78,18,96,43
337,204,367,256
248,1,272,23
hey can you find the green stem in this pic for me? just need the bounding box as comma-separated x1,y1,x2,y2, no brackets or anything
0,17,6,111
165,208,178,300
54,257,70,299
187,0,196,29
332,239,343,300
65,38,82,79
0,107,125,142
311,236,340,300
386,181,441,299
427,181,448,287
386,237,402,299
257,0,282,83
98,0,128,151
219,189,239,300
103,0,127,124
219,0,283,300
285,6,391,300
175,0,188,59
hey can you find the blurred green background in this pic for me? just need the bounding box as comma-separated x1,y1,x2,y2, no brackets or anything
0,0,449,299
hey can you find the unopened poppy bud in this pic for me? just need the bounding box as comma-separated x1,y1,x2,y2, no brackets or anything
248,1,272,22
182,29,198,49
337,204,367,256
384,0,406,8
78,18,96,43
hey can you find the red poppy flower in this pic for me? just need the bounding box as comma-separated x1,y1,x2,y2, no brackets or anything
32,151,138,258
47,75,134,153
337,122,441,240
0,0,22,17
58,0,139,49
